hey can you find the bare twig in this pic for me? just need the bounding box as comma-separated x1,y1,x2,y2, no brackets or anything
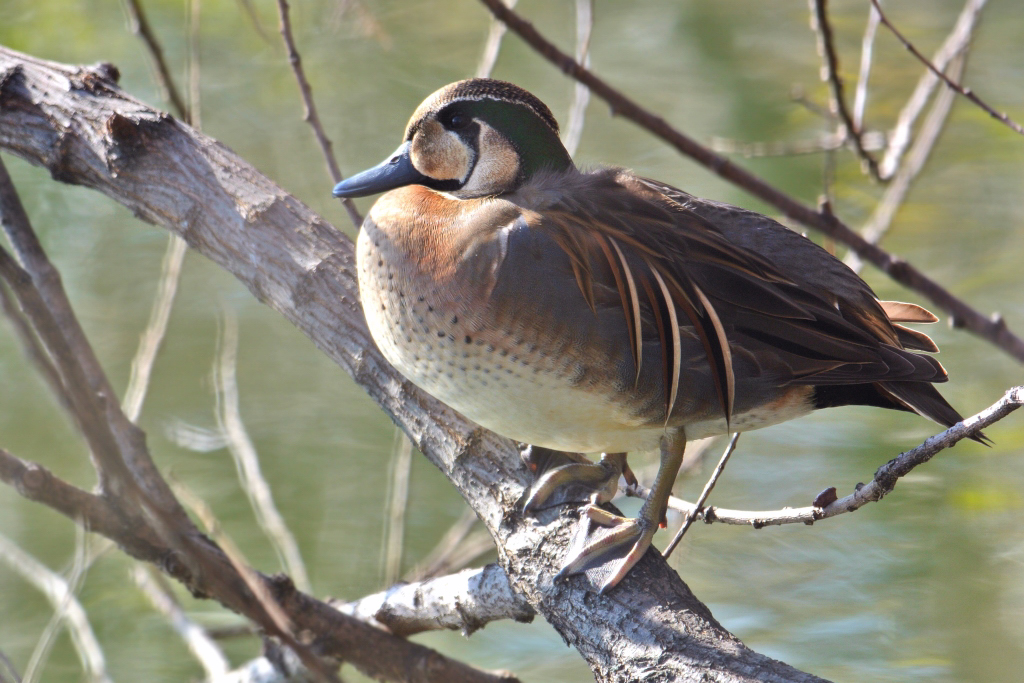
0,278,70,415
336,564,533,638
205,623,256,640
809,0,880,179
632,386,1021,528
215,311,311,592
22,525,91,683
172,480,340,683
404,507,480,581
235,0,270,42
120,0,188,120
476,0,518,78
274,0,361,228
845,54,966,273
561,0,593,157
662,433,740,558
0,648,19,683
187,0,202,129
871,0,1020,136
475,0,1024,363
0,162,121,415
880,0,987,179
122,234,187,421
852,2,881,131
711,130,885,158
0,532,110,683
382,432,413,586
133,564,231,680
430,530,494,577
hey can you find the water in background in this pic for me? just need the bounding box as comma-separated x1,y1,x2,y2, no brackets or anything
0,1,1022,681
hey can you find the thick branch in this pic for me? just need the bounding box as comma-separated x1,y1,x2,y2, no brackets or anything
334,564,534,638
0,46,826,682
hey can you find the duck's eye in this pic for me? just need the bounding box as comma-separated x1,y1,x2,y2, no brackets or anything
444,112,470,130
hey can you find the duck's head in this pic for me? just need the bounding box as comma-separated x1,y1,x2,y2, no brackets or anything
332,79,574,200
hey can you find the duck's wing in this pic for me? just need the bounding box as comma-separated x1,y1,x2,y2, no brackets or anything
515,168,953,429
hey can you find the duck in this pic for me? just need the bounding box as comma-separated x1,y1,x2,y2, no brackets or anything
333,78,976,592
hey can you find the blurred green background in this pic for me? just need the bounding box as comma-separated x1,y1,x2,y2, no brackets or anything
1,1,1023,681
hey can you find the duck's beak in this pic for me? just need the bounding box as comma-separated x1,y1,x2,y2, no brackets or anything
332,142,428,199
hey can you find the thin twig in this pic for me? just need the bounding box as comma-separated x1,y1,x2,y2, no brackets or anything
187,0,202,130
120,0,189,120
845,54,966,273
711,130,885,158
122,234,187,422
871,0,1021,136
172,480,341,683
404,507,479,582
475,0,1024,363
133,565,231,680
852,2,880,131
662,433,740,558
0,532,111,683
0,648,20,683
809,0,881,179
879,0,987,179
274,0,362,228
476,0,518,78
382,431,413,586
421,530,494,578
235,0,270,42
631,386,1021,528
0,279,70,415
215,310,311,593
22,525,91,683
561,0,593,157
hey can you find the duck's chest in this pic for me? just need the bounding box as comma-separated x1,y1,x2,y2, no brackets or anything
355,215,659,453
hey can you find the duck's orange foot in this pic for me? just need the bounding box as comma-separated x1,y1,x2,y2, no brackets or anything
556,504,658,593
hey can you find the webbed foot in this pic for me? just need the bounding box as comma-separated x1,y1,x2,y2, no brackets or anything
553,430,687,592
556,504,659,593
522,450,634,512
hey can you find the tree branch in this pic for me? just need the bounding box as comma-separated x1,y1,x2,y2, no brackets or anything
629,386,1021,528
334,564,534,638
878,0,987,179
274,0,361,227
808,0,881,179
870,0,1023,136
